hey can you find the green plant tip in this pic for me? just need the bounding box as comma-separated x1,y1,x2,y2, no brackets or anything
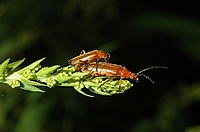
0,58,134,96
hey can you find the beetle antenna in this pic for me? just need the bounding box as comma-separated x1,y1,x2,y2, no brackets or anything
137,66,167,75
137,74,155,84
136,66,167,84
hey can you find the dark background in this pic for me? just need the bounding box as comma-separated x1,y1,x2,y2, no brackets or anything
0,0,200,132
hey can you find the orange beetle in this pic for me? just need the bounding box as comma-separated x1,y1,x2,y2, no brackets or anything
68,50,110,70
80,62,167,87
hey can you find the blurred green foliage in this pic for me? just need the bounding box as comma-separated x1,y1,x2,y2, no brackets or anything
0,0,200,131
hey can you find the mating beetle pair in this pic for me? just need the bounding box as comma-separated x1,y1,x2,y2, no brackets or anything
68,50,167,87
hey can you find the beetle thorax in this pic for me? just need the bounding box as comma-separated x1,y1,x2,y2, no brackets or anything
120,68,131,79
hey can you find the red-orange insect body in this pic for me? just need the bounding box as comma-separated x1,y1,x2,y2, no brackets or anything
80,62,138,82
84,62,137,79
68,50,110,70
80,62,167,86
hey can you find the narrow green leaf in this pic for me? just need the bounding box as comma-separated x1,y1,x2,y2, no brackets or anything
17,58,45,74
20,84,45,92
89,87,112,96
56,76,74,83
0,58,10,76
60,82,94,97
73,86,94,97
56,72,88,83
21,78,47,87
83,81,112,96
71,72,89,77
7,58,25,72
36,65,60,76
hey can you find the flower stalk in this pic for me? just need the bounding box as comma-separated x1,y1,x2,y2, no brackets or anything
0,58,133,97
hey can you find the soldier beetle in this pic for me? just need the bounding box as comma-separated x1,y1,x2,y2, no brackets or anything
68,50,110,70
80,62,167,88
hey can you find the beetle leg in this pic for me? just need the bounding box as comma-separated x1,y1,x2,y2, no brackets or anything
80,50,86,55
74,64,80,70
98,76,115,88
118,77,124,92
94,61,99,72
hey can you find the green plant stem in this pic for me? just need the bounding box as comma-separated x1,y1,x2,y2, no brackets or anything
0,58,133,97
